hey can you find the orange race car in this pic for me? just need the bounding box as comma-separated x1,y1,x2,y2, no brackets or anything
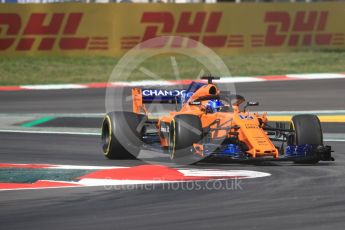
101,76,334,164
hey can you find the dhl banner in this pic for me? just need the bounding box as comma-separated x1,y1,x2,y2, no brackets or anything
0,3,344,56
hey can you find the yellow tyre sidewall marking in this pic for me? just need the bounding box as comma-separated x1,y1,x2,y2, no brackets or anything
169,119,176,160
290,118,296,144
102,115,112,156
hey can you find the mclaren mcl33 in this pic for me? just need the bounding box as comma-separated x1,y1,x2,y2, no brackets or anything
101,76,334,164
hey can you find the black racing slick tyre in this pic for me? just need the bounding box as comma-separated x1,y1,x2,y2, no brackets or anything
290,114,323,164
101,111,146,159
168,114,203,165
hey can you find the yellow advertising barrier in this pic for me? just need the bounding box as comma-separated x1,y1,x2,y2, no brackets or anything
0,3,344,56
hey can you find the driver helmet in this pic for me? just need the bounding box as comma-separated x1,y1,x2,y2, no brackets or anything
206,99,224,113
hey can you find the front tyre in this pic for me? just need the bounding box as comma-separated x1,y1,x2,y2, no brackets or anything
168,114,203,165
101,111,146,159
290,114,323,164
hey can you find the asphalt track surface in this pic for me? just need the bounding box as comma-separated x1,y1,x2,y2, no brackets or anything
0,79,345,230
1,78,345,113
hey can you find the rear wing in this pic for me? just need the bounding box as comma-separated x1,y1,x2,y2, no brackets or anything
132,88,185,114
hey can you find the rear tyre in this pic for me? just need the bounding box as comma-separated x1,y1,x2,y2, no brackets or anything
290,114,323,164
168,114,203,165
101,111,146,159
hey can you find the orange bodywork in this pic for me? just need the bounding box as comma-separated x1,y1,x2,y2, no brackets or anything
132,88,147,114
132,84,279,159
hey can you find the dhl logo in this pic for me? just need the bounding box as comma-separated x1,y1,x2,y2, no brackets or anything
0,13,108,51
257,11,344,47
121,11,243,49
121,11,344,49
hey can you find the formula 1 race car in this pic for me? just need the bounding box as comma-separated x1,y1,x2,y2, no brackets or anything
101,76,334,164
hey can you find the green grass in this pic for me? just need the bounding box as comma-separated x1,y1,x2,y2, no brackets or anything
0,50,344,85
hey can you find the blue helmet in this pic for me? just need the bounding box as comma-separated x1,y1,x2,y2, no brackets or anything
206,99,224,113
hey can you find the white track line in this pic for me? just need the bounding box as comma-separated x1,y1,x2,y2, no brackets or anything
324,139,345,142
179,169,271,178
52,165,126,169
0,113,104,118
286,73,345,80
0,129,99,136
0,163,123,170
219,77,265,83
21,84,87,90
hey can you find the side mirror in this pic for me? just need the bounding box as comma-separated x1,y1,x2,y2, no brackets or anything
247,101,259,106
244,101,259,111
